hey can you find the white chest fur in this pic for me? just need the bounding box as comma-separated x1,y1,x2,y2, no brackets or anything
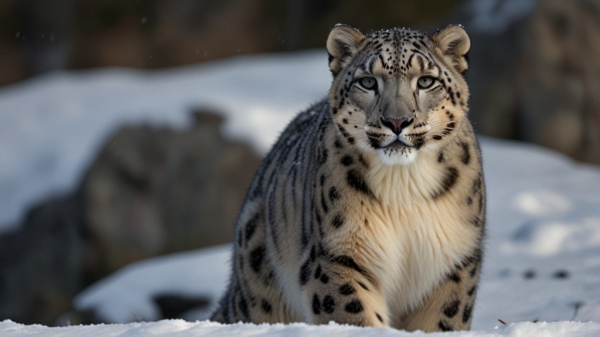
350,151,479,317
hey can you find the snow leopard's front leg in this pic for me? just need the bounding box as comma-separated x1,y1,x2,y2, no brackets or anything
211,199,294,324
298,244,388,327
398,249,482,332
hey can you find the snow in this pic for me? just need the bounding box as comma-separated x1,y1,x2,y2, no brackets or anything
0,50,330,231
474,139,600,326
1,49,600,335
1,320,600,337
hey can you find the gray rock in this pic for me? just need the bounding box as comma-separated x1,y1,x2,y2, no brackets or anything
81,109,261,281
0,192,85,324
446,0,600,164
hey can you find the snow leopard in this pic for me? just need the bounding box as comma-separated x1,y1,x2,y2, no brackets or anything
211,24,485,332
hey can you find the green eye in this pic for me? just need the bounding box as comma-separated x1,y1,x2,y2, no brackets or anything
417,76,435,89
359,77,377,90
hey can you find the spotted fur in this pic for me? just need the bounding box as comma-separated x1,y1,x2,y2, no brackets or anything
211,24,485,332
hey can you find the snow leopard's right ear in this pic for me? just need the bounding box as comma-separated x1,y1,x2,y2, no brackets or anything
327,24,365,76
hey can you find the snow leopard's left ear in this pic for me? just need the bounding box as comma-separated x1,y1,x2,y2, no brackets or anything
327,24,365,76
432,25,470,74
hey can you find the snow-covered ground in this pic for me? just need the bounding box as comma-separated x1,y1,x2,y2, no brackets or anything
0,49,599,335
2,320,600,337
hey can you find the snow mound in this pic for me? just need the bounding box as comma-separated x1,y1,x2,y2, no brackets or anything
74,245,231,324
1,319,599,337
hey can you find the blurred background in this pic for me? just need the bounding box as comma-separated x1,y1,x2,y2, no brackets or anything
1,0,600,328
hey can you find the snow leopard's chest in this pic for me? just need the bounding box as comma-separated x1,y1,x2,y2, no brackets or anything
333,159,481,317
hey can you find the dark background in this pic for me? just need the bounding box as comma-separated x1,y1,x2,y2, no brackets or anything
0,0,463,86
1,0,599,327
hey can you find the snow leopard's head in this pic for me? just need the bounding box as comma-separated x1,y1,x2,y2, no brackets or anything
327,24,471,166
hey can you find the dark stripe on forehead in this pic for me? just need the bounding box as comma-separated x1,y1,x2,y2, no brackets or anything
358,58,368,73
377,54,388,70
412,50,433,62
413,51,433,64
434,63,443,79
358,55,376,74
407,51,435,71
406,53,416,69
368,55,376,74
417,55,425,72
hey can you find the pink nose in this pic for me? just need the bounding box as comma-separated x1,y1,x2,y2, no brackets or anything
381,117,413,135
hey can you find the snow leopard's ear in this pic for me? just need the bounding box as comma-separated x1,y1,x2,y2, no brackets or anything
432,25,470,74
327,24,365,76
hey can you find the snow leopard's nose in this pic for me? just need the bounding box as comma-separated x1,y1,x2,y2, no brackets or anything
381,117,413,135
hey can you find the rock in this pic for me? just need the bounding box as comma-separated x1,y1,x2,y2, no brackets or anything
446,0,600,164
0,192,86,324
81,109,261,282
519,0,600,164
153,293,210,319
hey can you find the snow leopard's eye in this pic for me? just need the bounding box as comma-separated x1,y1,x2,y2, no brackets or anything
417,76,435,90
358,77,377,90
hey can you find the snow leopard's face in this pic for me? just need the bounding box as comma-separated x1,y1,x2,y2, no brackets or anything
327,25,471,166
